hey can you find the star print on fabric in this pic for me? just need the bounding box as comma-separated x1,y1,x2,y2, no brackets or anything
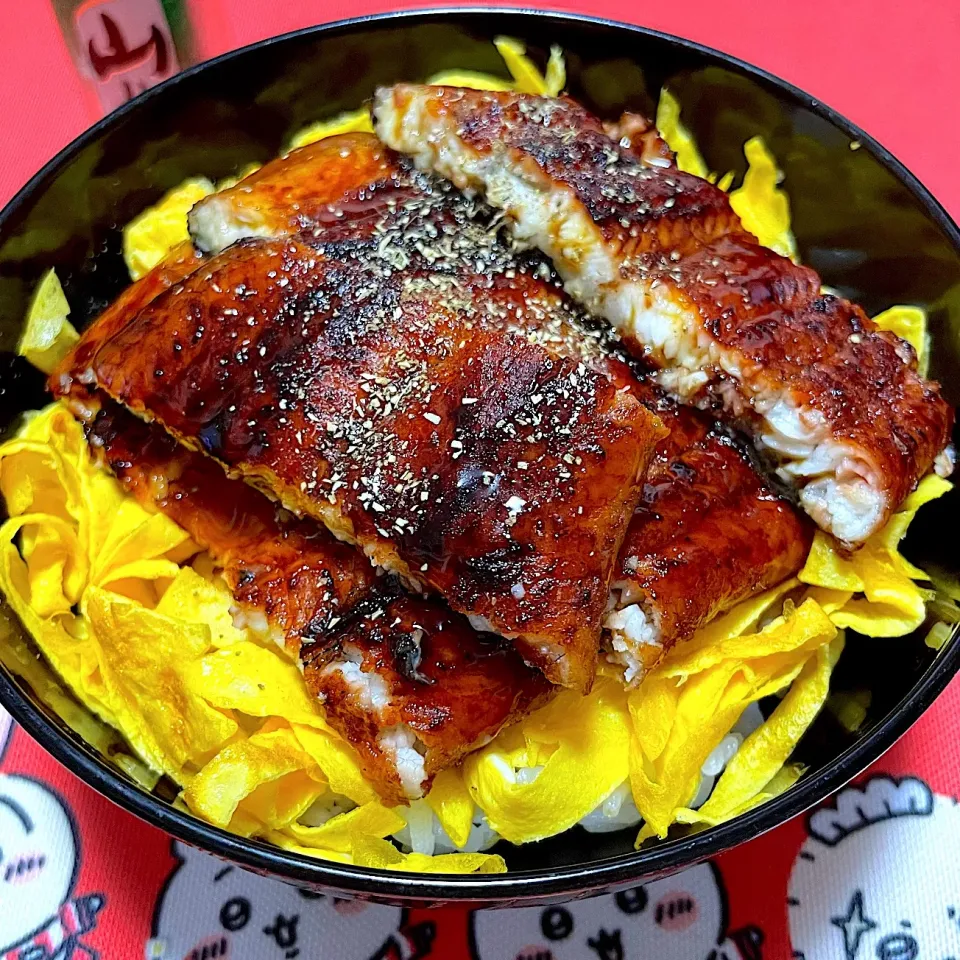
831,890,877,959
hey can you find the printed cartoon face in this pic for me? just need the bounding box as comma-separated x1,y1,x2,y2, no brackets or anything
471,861,756,960
150,843,417,960
0,774,78,950
790,777,960,960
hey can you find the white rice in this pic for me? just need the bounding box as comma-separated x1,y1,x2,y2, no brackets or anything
577,782,643,833
324,649,428,800
603,601,661,685
393,799,502,855
378,725,428,801
325,650,391,711
383,702,769,850
687,702,765,810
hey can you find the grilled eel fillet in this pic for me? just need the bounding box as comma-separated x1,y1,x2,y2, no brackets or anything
188,134,399,254
606,391,812,683
60,134,808,701
58,221,553,803
54,138,664,693
74,393,552,805
514,301,812,683
373,86,955,547
188,132,811,681
158,132,808,683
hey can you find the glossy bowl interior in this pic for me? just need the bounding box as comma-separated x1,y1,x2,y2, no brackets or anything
0,8,958,907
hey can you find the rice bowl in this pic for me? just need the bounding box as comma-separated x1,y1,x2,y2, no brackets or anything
0,10,956,904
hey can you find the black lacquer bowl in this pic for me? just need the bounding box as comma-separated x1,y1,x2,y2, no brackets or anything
0,8,958,908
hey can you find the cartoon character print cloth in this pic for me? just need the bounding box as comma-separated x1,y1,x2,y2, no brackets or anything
1,675,959,960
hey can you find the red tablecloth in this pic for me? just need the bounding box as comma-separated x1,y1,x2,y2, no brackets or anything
1,3,960,959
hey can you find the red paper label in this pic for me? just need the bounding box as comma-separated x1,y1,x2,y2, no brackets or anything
72,0,179,111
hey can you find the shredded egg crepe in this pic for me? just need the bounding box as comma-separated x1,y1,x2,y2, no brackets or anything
655,89,735,192
656,90,795,258
285,36,564,153
655,89,711,181
0,43,953,870
122,177,214,280
18,268,79,374
729,136,798,260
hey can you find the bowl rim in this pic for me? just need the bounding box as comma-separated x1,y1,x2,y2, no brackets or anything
1,5,958,905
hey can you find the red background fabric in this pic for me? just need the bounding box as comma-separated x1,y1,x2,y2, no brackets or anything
1,3,959,959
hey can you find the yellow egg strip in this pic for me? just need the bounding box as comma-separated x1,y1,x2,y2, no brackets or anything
349,836,507,874
675,634,843,827
285,109,375,153
729,136,798,260
425,768,476,849
493,37,565,96
281,803,406,853
655,88,710,180
628,600,837,839
290,724,379,806
183,723,324,829
463,677,631,844
185,642,338,730
122,177,213,280
800,474,951,637
18,268,79,375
